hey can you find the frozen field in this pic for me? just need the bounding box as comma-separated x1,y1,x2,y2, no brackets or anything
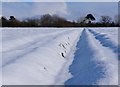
0,28,119,85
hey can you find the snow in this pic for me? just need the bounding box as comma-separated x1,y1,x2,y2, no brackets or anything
90,27,118,46
1,28,83,85
87,29,118,85
64,29,118,85
0,27,119,85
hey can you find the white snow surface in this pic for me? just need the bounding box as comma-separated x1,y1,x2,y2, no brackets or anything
86,29,118,85
91,27,118,46
0,28,119,85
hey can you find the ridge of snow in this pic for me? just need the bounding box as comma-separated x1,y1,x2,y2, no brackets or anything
64,29,118,85
87,29,118,85
1,28,83,85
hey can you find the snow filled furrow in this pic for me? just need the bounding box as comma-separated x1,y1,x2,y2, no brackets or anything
88,29,119,54
64,29,118,85
54,29,82,85
87,29,118,85
89,28,118,46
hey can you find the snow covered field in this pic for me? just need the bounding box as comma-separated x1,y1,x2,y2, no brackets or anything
0,28,119,85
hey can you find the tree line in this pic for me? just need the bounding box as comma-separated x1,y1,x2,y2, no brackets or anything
0,14,119,27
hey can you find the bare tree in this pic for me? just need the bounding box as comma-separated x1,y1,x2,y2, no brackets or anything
77,17,86,23
100,16,112,24
40,14,67,26
23,18,39,27
52,14,66,22
40,14,53,26
1,16,8,27
52,14,66,26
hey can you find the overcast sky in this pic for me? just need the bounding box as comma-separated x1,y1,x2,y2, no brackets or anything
2,2,118,22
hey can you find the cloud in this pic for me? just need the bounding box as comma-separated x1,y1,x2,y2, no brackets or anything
2,2,68,19
32,2,68,17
